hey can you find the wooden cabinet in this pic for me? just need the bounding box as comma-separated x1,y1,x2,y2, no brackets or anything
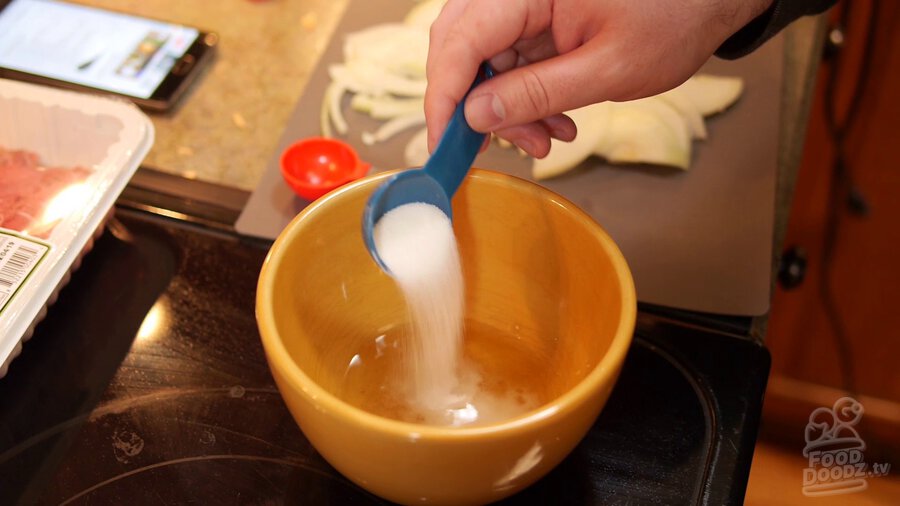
764,0,900,459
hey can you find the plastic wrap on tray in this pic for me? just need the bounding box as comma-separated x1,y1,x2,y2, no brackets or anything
0,79,154,377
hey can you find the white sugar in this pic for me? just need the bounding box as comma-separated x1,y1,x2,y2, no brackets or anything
374,202,465,412
372,202,541,426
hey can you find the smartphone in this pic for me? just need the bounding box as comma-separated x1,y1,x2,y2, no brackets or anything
0,0,218,112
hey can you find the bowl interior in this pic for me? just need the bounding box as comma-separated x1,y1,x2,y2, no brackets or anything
262,169,634,428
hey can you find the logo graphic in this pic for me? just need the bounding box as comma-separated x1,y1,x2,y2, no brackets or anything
802,397,891,497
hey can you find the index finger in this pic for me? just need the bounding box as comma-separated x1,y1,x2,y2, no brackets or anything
424,0,548,151
424,0,473,152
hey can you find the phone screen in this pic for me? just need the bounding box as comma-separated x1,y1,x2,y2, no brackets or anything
0,0,201,99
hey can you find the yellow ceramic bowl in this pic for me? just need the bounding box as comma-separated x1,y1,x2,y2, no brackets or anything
257,169,636,505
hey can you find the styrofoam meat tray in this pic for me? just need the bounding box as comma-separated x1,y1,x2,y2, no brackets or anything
0,79,154,377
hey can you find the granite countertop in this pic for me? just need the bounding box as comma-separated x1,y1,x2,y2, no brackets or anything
79,0,349,191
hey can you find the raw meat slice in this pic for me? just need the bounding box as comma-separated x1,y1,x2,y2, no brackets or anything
0,147,93,239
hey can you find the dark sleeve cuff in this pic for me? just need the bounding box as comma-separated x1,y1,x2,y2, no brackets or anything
715,0,837,60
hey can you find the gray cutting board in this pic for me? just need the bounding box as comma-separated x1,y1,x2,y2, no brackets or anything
236,0,782,317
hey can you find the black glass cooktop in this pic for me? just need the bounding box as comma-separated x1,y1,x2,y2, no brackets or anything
0,171,769,505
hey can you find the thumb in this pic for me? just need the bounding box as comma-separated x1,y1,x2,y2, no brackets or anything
464,41,620,132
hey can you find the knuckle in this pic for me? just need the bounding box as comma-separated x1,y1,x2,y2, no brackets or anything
519,69,552,118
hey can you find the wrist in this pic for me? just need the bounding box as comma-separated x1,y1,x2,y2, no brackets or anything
707,0,777,41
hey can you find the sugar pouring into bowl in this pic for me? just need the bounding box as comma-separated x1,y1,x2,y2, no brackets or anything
358,64,509,427
257,165,636,504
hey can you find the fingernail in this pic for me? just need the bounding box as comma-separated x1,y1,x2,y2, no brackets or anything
466,94,505,130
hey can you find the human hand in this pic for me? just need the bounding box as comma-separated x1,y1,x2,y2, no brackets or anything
425,0,773,158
